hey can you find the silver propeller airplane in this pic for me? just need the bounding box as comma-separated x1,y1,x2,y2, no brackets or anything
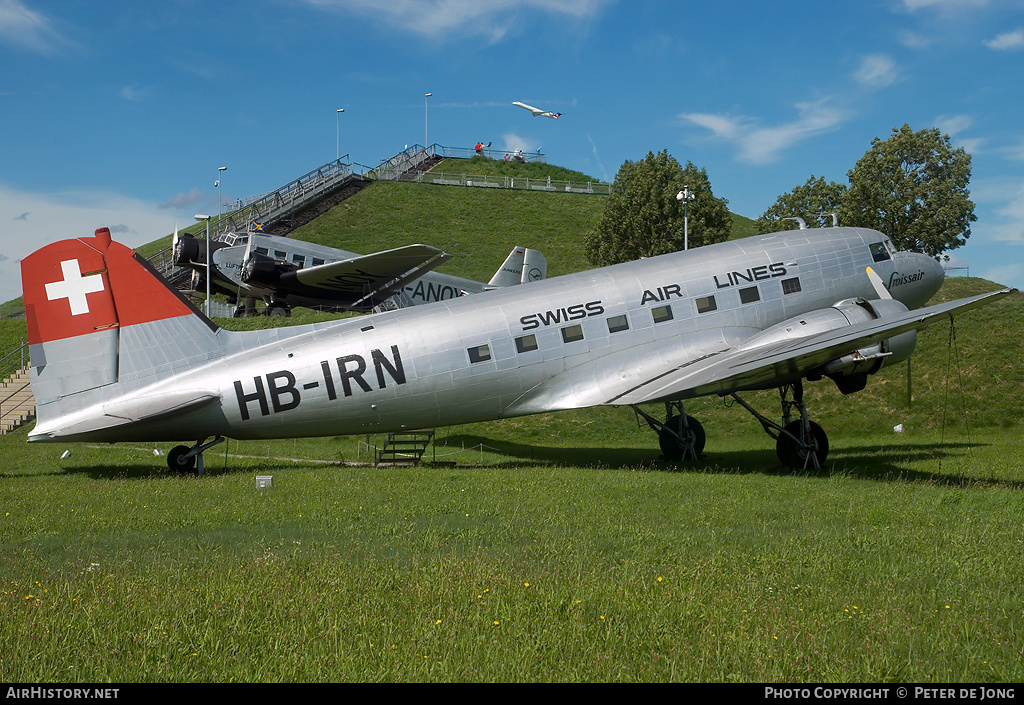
173,230,546,316
513,101,562,119
22,225,1011,472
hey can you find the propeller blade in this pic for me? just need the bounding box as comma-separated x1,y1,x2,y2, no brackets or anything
866,266,892,300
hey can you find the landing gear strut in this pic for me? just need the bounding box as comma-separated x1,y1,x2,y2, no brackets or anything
634,381,829,469
167,436,225,474
729,381,829,470
634,401,706,462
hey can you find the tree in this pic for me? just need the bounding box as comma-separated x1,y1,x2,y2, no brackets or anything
838,124,975,258
755,176,847,234
584,150,731,267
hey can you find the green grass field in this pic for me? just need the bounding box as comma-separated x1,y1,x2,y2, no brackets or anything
1,161,1022,682
2,420,1022,682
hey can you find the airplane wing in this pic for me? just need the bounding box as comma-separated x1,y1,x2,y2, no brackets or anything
506,289,1013,415
282,245,452,304
610,288,1013,405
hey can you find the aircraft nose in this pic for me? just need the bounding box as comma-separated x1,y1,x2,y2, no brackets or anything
889,251,945,309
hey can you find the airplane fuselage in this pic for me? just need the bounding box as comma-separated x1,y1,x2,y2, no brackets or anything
29,227,944,444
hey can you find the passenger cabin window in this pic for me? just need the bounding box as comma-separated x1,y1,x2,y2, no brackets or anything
561,324,584,343
695,295,717,314
652,305,673,323
255,247,269,256
274,250,288,260
467,344,491,363
292,255,306,268
312,258,326,267
782,277,802,295
515,335,539,353
739,286,760,304
607,315,629,333
870,242,892,263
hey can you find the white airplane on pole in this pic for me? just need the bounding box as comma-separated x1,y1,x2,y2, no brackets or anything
22,226,1011,473
513,101,562,119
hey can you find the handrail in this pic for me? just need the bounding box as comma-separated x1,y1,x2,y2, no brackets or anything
417,171,611,195
0,342,27,379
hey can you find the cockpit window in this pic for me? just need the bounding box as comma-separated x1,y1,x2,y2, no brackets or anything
870,242,892,263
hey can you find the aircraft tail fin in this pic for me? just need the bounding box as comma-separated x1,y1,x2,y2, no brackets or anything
486,246,547,288
21,228,224,440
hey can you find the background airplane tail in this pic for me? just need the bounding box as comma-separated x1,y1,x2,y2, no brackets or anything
487,246,547,288
21,228,224,438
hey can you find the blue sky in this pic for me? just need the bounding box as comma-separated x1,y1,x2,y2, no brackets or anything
2,0,1023,304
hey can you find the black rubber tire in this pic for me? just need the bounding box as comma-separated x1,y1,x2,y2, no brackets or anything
776,420,829,469
658,414,706,461
167,445,196,473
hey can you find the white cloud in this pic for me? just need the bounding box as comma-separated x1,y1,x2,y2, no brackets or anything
1003,138,1024,161
0,0,63,54
901,0,990,12
935,114,984,153
984,28,1024,50
853,54,899,87
304,0,610,40
0,185,176,304
160,188,208,210
935,114,973,136
501,132,534,154
681,100,845,165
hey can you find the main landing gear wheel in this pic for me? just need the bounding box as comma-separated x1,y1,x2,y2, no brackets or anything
659,414,706,462
167,445,196,474
775,420,829,470
725,382,830,471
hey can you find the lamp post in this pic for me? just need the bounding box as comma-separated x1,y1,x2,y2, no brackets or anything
336,108,344,162
216,166,226,219
676,187,695,250
424,93,432,150
194,214,211,317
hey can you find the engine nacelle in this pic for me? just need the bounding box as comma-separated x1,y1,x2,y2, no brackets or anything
242,253,295,286
172,233,200,266
740,297,917,394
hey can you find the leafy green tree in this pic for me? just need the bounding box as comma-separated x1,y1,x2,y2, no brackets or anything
838,124,975,257
755,176,847,234
585,150,731,266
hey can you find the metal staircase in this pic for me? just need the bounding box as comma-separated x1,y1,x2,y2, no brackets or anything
374,430,435,466
143,146,443,289
1,364,34,434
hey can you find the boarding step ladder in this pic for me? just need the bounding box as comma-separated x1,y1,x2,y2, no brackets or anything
374,430,434,466
1,366,35,434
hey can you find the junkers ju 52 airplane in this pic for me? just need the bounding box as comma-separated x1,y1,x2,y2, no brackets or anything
172,230,547,316
22,225,1011,472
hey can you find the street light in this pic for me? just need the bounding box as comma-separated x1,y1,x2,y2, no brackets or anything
194,214,211,317
216,166,226,219
424,93,432,150
676,187,695,250
336,108,344,161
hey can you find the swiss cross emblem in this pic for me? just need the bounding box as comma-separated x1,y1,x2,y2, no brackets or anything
45,259,105,316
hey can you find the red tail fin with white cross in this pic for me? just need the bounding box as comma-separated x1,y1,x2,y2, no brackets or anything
22,227,204,346
22,228,222,438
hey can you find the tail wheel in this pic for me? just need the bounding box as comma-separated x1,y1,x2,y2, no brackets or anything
776,420,829,469
167,445,196,474
659,414,706,461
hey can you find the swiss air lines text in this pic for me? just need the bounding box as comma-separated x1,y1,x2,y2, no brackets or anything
233,345,406,420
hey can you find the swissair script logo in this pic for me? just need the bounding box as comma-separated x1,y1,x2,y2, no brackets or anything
45,259,105,316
